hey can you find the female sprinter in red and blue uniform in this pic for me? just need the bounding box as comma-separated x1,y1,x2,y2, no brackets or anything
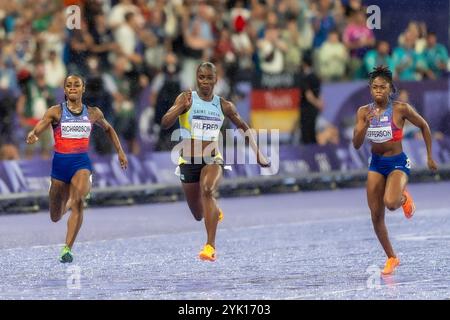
353,66,438,274
26,75,128,263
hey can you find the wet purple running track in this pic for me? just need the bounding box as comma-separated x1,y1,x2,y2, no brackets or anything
0,182,449,299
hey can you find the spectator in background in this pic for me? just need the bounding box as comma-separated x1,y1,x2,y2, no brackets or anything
89,14,121,72
299,52,324,144
44,50,67,89
66,19,93,74
317,29,349,81
230,0,250,31
0,40,20,95
114,11,143,65
84,55,115,155
423,32,449,79
39,11,66,60
342,0,363,18
143,8,167,75
311,0,336,49
103,55,139,155
151,52,182,151
180,1,215,89
0,89,20,160
230,12,254,78
214,27,237,85
281,16,304,72
398,21,427,54
108,0,143,30
392,30,428,80
257,24,287,74
16,64,56,159
212,61,230,98
343,10,375,78
363,40,394,78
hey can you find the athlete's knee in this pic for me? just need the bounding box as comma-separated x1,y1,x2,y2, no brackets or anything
384,196,400,211
192,213,203,221
69,190,84,210
50,212,62,223
70,197,84,211
201,185,216,198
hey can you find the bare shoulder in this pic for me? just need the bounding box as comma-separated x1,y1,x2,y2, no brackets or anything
393,101,411,113
220,97,234,110
88,105,102,113
48,105,61,113
357,104,370,115
47,105,62,119
88,106,103,117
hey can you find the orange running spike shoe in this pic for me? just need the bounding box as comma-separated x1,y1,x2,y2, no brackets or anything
218,209,224,223
381,257,400,275
199,244,216,261
402,187,416,219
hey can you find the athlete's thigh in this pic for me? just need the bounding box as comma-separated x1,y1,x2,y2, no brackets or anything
182,182,202,201
385,170,408,199
70,169,92,198
49,178,70,213
182,182,203,215
367,171,386,211
199,165,222,191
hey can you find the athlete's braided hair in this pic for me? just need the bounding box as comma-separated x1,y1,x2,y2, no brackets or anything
368,65,397,97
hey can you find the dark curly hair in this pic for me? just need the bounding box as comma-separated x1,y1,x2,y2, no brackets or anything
369,65,397,98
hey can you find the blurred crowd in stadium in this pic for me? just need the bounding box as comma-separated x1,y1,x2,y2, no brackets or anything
0,0,448,161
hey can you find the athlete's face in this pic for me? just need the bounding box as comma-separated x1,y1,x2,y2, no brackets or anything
64,76,84,102
196,67,217,97
370,77,391,104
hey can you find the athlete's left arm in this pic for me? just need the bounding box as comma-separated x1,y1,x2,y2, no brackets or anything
402,103,438,171
221,98,270,167
91,107,128,169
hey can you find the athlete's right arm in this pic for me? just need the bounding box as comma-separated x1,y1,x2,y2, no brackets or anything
26,106,59,144
161,90,192,129
352,106,372,149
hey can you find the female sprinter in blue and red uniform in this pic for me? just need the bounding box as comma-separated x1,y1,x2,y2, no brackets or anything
161,62,270,262
26,75,128,263
353,66,438,274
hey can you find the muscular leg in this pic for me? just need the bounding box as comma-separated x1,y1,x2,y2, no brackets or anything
181,182,204,221
384,170,408,211
367,171,396,258
199,164,222,248
65,169,91,249
49,179,70,222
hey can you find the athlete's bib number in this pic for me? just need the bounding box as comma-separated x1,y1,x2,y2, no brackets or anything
61,122,92,139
